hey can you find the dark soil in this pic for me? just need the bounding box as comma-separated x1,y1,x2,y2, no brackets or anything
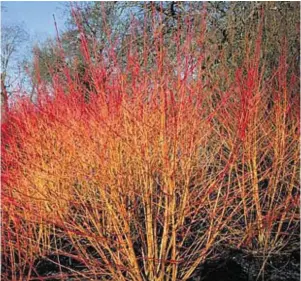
190,248,300,281
4,247,300,281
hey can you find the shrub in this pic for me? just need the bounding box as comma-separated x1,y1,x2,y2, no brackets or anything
1,5,299,281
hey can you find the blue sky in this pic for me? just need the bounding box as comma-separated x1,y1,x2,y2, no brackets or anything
2,1,67,42
1,2,69,92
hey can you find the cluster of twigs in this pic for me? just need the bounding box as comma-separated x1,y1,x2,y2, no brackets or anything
1,6,299,281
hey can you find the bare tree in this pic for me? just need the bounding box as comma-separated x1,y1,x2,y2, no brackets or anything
1,23,28,121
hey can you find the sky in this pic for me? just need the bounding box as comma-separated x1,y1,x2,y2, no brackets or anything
1,1,70,92
1,1,67,42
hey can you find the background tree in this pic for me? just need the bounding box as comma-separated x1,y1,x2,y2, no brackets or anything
26,2,299,101
1,23,28,119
